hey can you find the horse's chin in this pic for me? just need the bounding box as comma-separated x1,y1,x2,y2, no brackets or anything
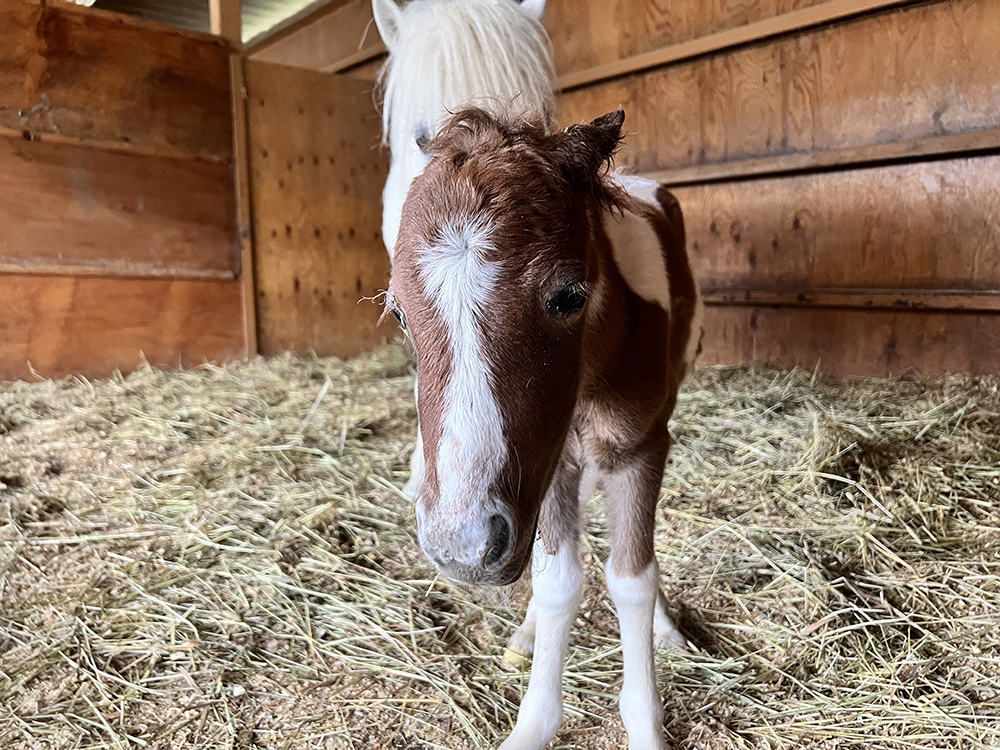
434,549,532,587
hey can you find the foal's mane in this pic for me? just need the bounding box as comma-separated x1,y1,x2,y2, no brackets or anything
427,108,629,212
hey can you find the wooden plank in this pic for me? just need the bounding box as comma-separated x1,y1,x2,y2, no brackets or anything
702,289,1000,313
246,60,391,358
12,0,225,44
548,0,823,78
0,2,233,159
700,306,1000,377
0,135,238,278
248,0,382,74
672,156,1000,292
646,129,1000,186
245,0,353,53
557,0,1000,176
210,0,242,45
230,55,257,358
556,0,914,91
0,275,245,380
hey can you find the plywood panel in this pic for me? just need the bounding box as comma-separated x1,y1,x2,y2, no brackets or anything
701,306,1000,377
0,1,233,159
674,155,1000,292
0,275,245,380
246,60,391,357
558,0,1000,174
547,0,828,77
0,135,238,278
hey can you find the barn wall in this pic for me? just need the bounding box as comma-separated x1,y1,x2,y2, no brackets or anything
247,0,1000,376
245,60,391,358
0,0,248,379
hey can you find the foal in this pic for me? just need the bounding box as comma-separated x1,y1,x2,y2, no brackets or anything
386,109,701,750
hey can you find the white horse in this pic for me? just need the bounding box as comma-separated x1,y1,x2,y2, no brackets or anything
372,0,556,499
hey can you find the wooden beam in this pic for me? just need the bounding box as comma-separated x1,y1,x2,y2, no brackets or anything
209,0,241,46
230,54,258,359
643,129,1000,187
701,288,1000,313
557,0,918,92
244,0,353,54
319,44,386,74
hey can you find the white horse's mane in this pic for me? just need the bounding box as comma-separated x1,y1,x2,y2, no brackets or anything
378,0,556,149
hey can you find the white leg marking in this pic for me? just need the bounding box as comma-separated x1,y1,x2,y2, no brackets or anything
607,560,667,750
653,588,686,650
499,541,582,750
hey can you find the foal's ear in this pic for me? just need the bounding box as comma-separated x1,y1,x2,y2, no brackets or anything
554,110,625,188
372,0,404,52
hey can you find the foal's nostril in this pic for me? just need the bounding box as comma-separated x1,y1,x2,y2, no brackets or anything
482,514,512,569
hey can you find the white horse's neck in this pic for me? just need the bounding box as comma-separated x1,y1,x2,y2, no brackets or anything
377,0,555,255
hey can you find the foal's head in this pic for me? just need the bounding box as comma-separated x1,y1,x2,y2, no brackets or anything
387,108,625,585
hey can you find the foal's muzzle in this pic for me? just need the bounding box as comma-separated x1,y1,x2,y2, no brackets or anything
417,506,526,585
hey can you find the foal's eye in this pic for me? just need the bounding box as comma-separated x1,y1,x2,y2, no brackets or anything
391,307,408,331
546,284,588,319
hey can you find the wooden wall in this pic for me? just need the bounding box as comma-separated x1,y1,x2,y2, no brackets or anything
248,0,1000,376
245,60,390,358
0,0,247,379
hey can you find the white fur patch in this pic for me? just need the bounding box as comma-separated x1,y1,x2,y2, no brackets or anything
417,220,506,529
602,190,672,311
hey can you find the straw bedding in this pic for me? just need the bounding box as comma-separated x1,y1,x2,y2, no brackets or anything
1,342,999,749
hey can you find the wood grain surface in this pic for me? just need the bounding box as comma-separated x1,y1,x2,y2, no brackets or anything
0,275,245,380
558,0,1000,174
1,0,233,160
246,60,391,358
0,135,238,278
701,305,1000,377
674,156,1000,293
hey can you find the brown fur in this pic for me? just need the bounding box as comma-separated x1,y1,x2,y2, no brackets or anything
388,108,699,584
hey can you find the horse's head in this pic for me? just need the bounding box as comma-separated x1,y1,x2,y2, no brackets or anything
387,108,625,585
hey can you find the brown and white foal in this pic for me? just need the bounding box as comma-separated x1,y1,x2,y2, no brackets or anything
385,108,701,750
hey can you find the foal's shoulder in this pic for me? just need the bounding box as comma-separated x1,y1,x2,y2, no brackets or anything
599,174,675,311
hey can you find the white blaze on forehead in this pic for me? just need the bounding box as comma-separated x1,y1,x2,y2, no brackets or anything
603,176,672,311
417,219,506,521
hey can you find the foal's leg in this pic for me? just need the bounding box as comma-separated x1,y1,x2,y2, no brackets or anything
499,461,583,750
604,446,671,750
505,462,597,665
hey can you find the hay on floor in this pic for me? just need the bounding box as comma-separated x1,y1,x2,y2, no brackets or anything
1,342,999,749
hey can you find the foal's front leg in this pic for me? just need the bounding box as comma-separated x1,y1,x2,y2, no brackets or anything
604,444,671,750
499,461,583,750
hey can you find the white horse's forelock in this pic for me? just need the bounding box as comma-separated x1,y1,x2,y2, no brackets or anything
377,0,555,253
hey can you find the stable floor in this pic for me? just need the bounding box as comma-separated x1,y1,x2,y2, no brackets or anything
1,344,999,750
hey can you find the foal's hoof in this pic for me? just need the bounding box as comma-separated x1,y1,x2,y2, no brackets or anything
502,647,529,668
